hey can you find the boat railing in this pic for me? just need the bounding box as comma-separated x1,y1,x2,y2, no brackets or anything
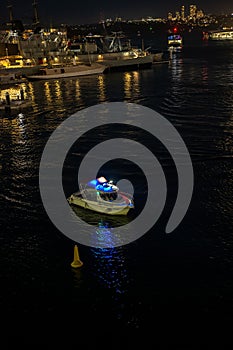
79,183,87,198
119,191,134,200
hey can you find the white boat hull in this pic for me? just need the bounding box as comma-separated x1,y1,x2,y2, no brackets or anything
209,30,233,40
27,63,107,80
102,54,153,70
68,193,132,216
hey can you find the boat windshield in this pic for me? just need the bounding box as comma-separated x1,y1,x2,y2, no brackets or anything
87,177,118,191
99,192,117,201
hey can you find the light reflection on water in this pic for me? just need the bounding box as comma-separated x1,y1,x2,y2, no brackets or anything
43,81,52,103
90,244,130,294
97,74,106,102
123,70,140,100
71,204,134,244
70,207,132,293
0,82,29,102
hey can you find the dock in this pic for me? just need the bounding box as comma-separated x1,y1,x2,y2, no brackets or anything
0,89,33,117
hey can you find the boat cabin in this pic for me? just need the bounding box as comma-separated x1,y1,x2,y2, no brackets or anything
98,191,118,202
87,176,119,202
168,34,182,47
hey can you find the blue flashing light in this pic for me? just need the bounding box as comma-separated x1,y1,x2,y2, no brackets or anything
87,178,117,193
87,179,98,188
96,184,114,192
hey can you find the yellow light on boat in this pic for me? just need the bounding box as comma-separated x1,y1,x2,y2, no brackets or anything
15,59,23,66
98,54,103,61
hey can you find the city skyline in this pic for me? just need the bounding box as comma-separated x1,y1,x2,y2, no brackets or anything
0,1,232,25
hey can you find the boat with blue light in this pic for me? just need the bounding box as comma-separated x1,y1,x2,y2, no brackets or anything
167,27,183,50
68,176,134,216
168,34,182,49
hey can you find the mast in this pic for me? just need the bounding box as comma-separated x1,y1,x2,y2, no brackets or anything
7,3,13,23
6,2,24,38
32,0,40,27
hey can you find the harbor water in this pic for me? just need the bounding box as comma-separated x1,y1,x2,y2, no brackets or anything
1,38,233,346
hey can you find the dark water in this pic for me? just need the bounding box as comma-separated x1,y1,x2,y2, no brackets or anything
1,39,233,347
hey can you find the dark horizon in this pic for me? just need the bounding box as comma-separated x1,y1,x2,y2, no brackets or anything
0,1,232,26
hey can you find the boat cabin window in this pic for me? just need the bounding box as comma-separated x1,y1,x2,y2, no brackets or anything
99,192,117,201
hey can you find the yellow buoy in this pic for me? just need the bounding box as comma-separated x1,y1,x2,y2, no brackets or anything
71,244,83,268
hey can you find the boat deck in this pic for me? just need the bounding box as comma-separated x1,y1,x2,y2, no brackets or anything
26,63,107,80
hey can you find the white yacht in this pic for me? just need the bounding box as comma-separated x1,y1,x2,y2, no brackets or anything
26,62,107,80
208,30,233,40
68,176,134,216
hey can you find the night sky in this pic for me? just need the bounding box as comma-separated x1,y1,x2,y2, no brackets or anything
0,1,232,25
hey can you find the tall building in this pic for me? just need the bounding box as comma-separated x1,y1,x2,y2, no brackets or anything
176,11,180,21
196,10,204,19
181,5,185,21
189,4,197,19
167,12,173,21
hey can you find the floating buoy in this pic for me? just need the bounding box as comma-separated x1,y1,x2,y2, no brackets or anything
71,244,83,268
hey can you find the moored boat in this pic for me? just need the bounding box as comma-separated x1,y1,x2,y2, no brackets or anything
101,52,153,72
69,31,153,71
208,29,233,40
149,49,171,64
0,86,32,116
26,62,107,80
0,72,27,86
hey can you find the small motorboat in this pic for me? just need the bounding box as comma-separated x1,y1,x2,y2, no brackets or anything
167,34,183,49
167,27,183,51
67,176,134,216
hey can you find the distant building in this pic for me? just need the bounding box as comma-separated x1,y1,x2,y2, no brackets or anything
176,12,181,21
167,12,173,21
196,10,204,19
189,4,197,20
181,5,185,21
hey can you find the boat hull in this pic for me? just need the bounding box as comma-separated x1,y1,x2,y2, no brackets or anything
102,54,153,72
68,195,131,216
26,63,107,80
0,73,27,86
208,30,233,40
